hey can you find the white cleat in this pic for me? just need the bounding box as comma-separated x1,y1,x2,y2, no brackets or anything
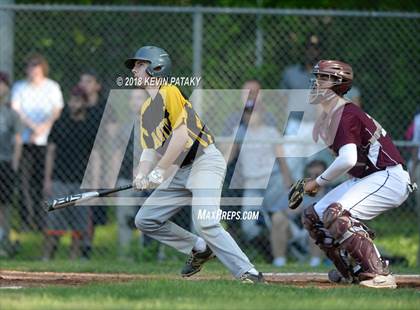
359,274,397,289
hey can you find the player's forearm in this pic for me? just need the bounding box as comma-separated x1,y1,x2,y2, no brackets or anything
137,160,155,176
316,143,357,186
157,125,189,169
136,149,160,176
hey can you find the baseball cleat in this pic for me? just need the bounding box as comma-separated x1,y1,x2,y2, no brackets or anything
240,272,267,284
328,269,354,284
181,246,215,277
359,274,397,289
328,269,343,283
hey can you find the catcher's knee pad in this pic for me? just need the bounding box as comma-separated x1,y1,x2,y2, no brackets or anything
323,203,354,242
302,204,332,245
302,204,353,279
323,203,387,278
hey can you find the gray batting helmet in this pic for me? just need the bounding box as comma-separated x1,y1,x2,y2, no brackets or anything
125,46,172,78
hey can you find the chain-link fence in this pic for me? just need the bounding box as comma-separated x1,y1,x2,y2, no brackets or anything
0,4,419,268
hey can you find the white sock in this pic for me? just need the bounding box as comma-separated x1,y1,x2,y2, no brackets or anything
247,268,259,276
272,257,287,267
309,256,321,267
193,237,206,253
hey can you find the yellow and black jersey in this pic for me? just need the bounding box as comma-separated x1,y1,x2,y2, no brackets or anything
140,84,214,166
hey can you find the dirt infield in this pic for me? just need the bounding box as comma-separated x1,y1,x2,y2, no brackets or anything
1,270,420,289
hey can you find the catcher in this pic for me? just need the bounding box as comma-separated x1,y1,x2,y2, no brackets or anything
289,60,415,288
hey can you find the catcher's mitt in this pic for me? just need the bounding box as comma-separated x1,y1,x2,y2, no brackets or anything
288,179,318,210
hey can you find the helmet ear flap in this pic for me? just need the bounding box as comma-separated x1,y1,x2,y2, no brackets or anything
332,79,352,96
145,65,155,77
125,46,172,77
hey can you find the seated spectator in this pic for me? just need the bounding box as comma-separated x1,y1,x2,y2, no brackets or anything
0,72,22,257
271,160,327,267
219,79,277,239
229,102,292,248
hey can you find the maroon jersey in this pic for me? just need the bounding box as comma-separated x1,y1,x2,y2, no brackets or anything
327,103,404,178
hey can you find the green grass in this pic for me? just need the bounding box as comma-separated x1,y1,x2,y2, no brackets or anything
8,212,420,266
2,259,420,275
1,258,420,310
6,200,420,266
370,206,419,266
1,273,420,310
2,205,419,309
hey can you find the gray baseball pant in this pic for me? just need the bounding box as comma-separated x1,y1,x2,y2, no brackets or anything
134,144,254,278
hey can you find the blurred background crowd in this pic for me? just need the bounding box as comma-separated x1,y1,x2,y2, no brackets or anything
0,2,419,269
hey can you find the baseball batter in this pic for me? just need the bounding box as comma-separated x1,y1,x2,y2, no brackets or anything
125,46,264,283
297,60,413,288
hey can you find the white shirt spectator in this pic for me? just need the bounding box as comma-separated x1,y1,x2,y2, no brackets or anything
11,78,64,145
237,125,281,184
283,119,323,181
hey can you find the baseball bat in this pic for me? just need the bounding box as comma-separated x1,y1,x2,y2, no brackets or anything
44,184,133,212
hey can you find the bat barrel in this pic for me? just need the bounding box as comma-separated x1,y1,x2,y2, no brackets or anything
44,184,133,212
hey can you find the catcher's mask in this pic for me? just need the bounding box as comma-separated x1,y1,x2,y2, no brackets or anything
309,60,353,105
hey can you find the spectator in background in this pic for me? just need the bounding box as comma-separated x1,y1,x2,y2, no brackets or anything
112,89,148,260
77,70,106,259
220,80,292,257
232,103,292,243
410,108,420,174
344,86,362,107
280,34,362,106
405,107,420,143
271,160,327,268
0,72,22,257
220,79,277,187
79,70,104,127
280,35,332,184
219,79,276,240
280,34,320,90
11,54,64,231
43,86,95,260
409,107,420,266
222,79,276,137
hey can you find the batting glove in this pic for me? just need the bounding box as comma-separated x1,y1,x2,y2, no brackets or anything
147,167,165,187
133,173,150,191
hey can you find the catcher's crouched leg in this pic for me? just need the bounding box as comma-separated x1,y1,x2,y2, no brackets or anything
302,204,354,282
323,203,389,282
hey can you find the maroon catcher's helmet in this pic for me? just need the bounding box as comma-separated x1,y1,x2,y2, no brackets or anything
309,60,353,104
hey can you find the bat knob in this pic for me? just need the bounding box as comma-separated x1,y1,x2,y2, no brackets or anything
43,200,53,212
